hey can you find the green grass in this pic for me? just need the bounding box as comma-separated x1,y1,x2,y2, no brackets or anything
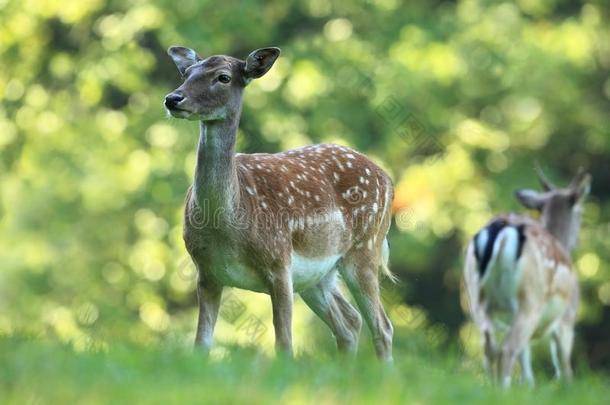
1,337,608,405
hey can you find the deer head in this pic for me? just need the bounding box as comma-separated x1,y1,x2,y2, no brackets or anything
514,167,592,252
164,46,280,121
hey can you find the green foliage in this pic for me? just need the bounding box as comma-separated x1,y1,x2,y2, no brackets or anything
0,0,609,374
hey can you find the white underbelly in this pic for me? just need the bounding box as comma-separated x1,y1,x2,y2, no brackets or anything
211,253,342,293
291,252,341,291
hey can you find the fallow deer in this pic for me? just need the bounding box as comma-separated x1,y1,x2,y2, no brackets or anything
164,46,395,360
463,167,591,387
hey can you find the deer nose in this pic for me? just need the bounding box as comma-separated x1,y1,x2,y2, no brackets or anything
164,94,185,109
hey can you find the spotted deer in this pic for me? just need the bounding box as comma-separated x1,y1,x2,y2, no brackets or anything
463,167,591,387
164,46,395,360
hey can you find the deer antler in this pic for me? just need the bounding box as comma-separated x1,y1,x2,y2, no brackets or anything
534,162,556,191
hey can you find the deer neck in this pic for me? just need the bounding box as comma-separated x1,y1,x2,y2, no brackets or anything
193,118,240,215
543,209,581,254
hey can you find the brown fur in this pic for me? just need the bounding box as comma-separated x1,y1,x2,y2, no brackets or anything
183,145,394,289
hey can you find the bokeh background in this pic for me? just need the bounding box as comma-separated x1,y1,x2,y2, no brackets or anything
0,0,608,372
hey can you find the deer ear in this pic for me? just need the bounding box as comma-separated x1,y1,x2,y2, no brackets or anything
573,173,592,202
244,47,280,81
514,189,546,211
168,46,202,76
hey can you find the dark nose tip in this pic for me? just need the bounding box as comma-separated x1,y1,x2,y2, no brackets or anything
164,94,184,109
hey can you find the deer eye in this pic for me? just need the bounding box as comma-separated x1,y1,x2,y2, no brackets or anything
218,74,231,84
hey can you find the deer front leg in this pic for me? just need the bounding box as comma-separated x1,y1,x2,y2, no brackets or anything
194,276,223,353
270,271,293,356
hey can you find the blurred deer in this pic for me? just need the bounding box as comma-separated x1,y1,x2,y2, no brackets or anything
463,167,591,387
164,46,395,360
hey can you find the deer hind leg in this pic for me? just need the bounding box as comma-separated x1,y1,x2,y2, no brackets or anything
550,336,562,379
498,310,541,388
338,252,393,362
519,345,535,386
553,322,575,380
483,328,498,381
300,271,362,353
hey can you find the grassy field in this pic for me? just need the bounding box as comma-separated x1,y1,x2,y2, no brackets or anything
1,336,608,405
